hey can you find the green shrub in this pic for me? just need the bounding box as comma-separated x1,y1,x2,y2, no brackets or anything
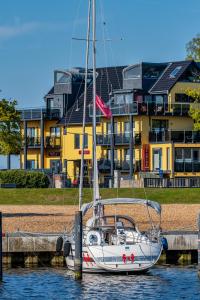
0,170,49,188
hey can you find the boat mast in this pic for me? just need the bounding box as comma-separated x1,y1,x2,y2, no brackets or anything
92,0,98,205
79,0,91,210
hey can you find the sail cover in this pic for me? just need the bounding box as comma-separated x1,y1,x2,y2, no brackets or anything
81,198,161,216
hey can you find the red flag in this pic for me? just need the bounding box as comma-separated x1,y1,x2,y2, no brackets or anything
95,95,112,119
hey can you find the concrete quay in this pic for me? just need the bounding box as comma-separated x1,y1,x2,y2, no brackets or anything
1,231,199,267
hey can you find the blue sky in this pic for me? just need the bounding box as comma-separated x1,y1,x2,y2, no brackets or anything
1,0,200,108
0,0,200,167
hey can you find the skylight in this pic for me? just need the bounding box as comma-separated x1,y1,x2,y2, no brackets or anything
169,66,182,79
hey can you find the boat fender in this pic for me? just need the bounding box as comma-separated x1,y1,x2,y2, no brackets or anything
63,241,71,257
161,237,168,251
86,231,101,246
56,236,63,252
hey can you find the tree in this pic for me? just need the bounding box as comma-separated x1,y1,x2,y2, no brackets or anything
186,34,200,60
0,99,21,167
185,89,200,130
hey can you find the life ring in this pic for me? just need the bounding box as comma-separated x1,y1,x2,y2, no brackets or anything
86,230,101,246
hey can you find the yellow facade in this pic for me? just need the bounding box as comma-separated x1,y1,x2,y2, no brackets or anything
21,70,200,184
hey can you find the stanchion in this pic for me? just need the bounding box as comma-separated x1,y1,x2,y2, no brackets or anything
0,212,2,281
198,213,200,278
74,211,82,280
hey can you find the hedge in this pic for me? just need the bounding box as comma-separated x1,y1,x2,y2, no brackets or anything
0,170,50,188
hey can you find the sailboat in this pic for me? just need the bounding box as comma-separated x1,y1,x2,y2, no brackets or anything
65,0,163,273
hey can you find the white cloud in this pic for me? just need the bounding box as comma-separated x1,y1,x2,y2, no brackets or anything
0,22,40,39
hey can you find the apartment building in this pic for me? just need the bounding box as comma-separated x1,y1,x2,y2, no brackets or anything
20,60,200,186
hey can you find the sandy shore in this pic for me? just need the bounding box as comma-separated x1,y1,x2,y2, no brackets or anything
0,204,199,233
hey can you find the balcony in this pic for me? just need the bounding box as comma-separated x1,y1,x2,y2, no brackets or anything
149,130,200,143
96,135,111,146
22,137,41,148
20,108,60,120
45,136,61,148
98,159,141,173
96,133,141,146
89,102,195,117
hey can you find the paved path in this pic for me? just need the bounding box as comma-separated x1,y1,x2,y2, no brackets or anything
0,204,199,233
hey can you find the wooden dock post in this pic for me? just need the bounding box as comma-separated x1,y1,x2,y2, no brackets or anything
198,213,200,278
0,212,2,281
74,211,82,280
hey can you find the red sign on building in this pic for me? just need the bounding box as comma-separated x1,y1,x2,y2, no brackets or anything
142,144,150,171
78,150,90,155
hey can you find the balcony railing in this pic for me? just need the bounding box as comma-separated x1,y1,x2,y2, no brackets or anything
175,162,200,172
20,108,60,120
22,137,41,148
149,130,200,143
89,102,199,117
98,159,141,173
45,136,61,148
97,133,141,146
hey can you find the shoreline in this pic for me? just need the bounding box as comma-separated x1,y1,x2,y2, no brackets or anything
0,204,199,233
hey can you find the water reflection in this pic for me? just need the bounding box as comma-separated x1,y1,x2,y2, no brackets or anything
0,266,199,300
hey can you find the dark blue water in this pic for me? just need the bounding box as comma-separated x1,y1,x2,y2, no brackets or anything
0,266,199,300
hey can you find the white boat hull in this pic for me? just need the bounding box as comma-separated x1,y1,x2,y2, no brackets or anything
66,241,162,273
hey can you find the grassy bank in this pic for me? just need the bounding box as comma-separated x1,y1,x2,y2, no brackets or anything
0,188,199,205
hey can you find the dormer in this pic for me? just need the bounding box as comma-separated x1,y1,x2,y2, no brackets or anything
54,70,72,94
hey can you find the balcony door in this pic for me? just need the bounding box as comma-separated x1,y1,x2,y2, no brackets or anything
50,159,61,173
153,149,162,171
152,119,168,132
124,122,130,138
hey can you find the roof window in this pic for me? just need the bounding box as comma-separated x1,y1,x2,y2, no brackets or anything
169,66,182,79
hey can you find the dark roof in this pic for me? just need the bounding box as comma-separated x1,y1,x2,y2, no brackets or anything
149,60,193,94
58,66,125,125
45,86,54,97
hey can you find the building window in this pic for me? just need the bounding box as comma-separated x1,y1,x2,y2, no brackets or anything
27,160,35,170
169,66,182,78
153,149,162,171
152,120,168,131
50,127,60,137
167,147,170,170
155,95,164,104
175,93,194,103
144,95,152,103
114,122,118,134
114,149,118,162
74,134,80,149
107,149,111,160
84,133,88,149
124,67,141,79
55,72,71,84
124,122,130,137
106,122,111,135
175,148,200,172
125,94,133,104
124,149,130,162
27,127,37,137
